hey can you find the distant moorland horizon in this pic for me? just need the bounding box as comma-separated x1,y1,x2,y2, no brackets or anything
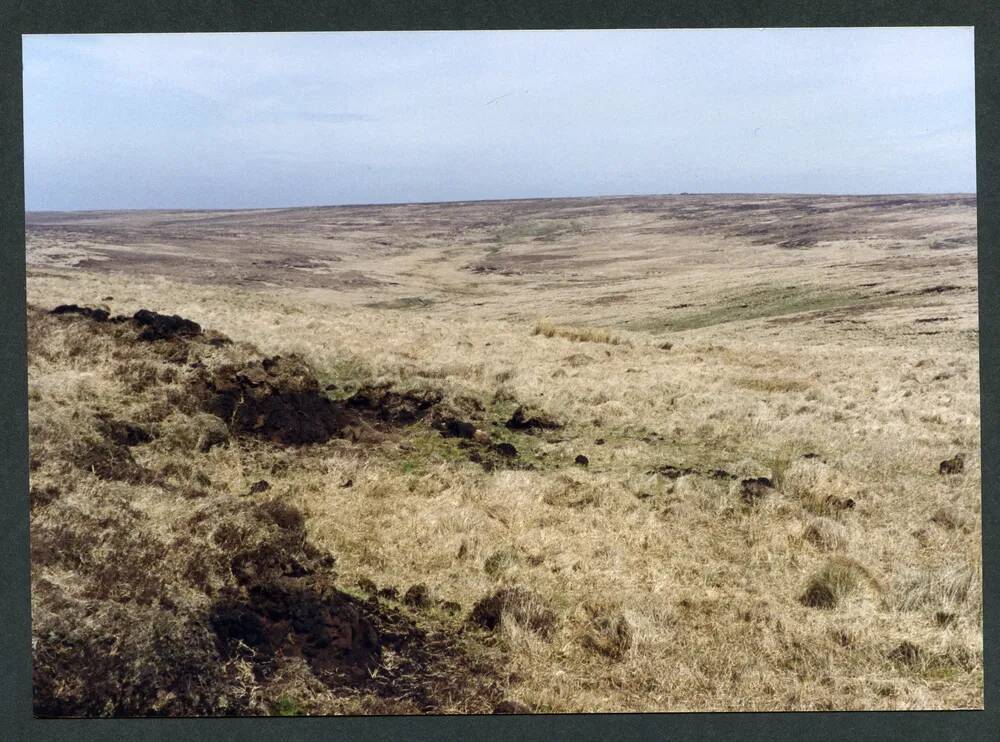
22,189,979,216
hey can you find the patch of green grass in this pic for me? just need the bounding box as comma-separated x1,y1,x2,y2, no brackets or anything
921,664,965,682
389,420,550,476
393,426,474,476
270,695,306,716
630,284,893,332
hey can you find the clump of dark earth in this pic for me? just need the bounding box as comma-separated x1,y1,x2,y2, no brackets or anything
469,587,556,637
194,355,352,445
340,478,353,488
436,417,477,439
506,406,561,432
887,640,922,666
464,438,530,472
363,602,504,713
131,309,202,341
711,468,736,480
739,477,774,505
247,480,271,495
29,484,61,510
658,341,673,351
493,700,532,714
258,499,306,533
228,540,316,587
50,304,110,322
404,584,432,608
96,416,153,447
211,577,381,683
651,464,695,479
494,442,518,458
468,450,523,473
575,454,589,466
939,454,965,475
919,285,960,295
71,438,155,484
377,586,400,601
212,564,502,711
345,384,443,425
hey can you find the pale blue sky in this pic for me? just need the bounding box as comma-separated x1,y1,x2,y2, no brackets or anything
22,28,976,211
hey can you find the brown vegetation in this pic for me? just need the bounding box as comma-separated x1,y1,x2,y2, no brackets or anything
27,194,982,714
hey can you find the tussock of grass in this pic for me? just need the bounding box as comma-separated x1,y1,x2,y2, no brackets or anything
800,557,882,609
533,320,629,346
930,505,975,532
575,601,634,661
889,565,979,613
802,517,848,552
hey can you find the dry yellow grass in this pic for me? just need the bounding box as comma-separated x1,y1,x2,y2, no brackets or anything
533,320,629,346
26,195,982,713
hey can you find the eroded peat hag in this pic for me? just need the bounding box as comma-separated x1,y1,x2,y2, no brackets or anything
29,305,519,716
26,194,982,713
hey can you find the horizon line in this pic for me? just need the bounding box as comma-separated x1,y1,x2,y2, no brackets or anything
24,190,978,215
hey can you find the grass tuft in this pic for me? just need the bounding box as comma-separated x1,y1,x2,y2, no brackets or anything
533,320,629,346
800,557,880,609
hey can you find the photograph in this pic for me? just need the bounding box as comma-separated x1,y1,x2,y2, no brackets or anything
22,28,982,716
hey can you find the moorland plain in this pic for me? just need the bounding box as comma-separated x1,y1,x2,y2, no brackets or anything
26,194,982,714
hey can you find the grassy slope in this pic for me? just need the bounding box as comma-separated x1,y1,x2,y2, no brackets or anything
27,268,982,713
